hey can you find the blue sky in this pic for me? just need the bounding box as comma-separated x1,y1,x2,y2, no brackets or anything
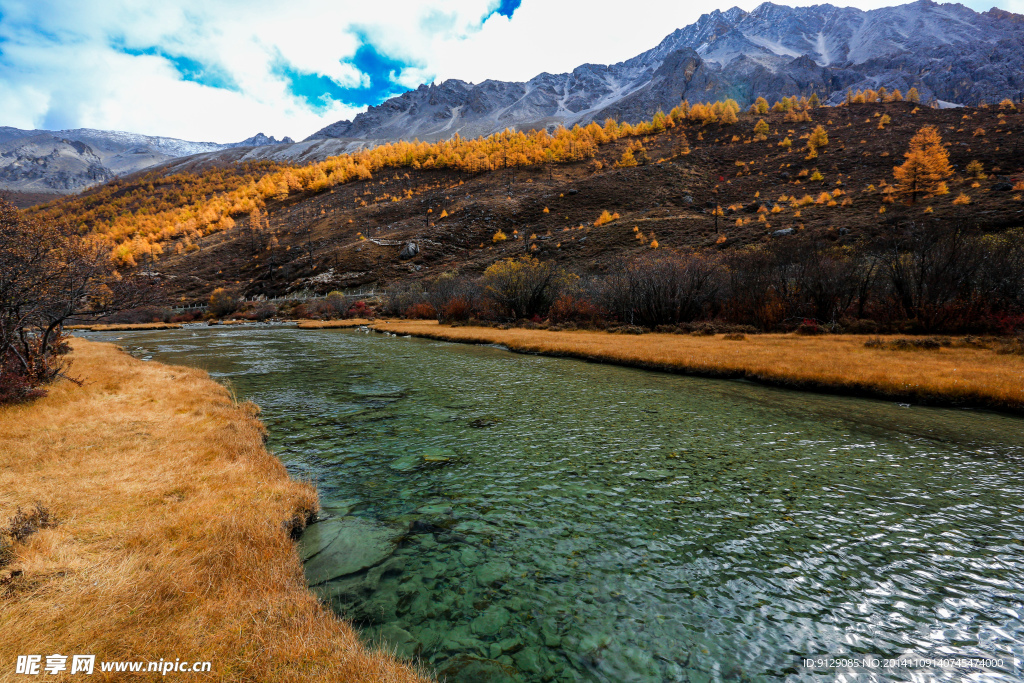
0,0,1018,142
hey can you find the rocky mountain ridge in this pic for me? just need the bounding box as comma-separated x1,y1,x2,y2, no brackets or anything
308,0,1024,143
0,127,293,194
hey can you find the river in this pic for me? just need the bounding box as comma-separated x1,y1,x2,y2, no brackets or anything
82,325,1024,682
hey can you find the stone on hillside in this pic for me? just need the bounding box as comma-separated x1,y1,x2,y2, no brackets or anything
399,242,419,259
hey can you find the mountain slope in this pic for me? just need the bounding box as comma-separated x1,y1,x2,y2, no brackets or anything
0,128,293,195
308,0,1024,143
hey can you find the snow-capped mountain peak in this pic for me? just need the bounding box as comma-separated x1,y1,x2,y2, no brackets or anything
306,0,1024,143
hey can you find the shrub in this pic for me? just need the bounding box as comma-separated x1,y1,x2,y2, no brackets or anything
0,351,47,405
594,210,620,227
549,294,606,325
381,281,427,317
795,320,824,335
866,337,947,351
209,288,238,317
4,504,57,544
325,291,348,317
404,302,437,319
101,306,171,324
170,311,200,323
482,256,573,320
995,337,1024,355
244,302,278,321
441,297,474,322
426,272,478,322
347,300,372,318
601,252,723,328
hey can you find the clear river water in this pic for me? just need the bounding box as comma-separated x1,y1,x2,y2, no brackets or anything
82,325,1024,682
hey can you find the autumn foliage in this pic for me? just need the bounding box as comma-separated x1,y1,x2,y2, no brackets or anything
893,125,953,202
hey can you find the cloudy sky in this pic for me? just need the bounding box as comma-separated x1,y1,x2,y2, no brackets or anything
0,0,1018,142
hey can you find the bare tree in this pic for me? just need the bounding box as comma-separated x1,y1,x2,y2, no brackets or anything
0,199,157,401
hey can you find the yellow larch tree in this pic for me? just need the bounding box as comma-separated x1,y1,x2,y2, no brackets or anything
892,125,953,203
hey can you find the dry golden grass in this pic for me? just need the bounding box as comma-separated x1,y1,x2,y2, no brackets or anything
374,321,1024,412
67,323,183,332
296,318,373,329
0,339,429,683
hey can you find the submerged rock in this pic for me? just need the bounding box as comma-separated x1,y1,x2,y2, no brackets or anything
437,655,522,683
540,624,561,648
460,546,482,567
303,517,401,584
310,573,367,607
389,455,421,472
422,447,456,463
471,605,512,636
379,624,419,659
416,503,453,516
299,518,349,562
630,469,671,481
476,561,512,587
513,647,544,675
319,498,360,518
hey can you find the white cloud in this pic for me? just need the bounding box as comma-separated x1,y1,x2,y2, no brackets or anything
0,0,1021,141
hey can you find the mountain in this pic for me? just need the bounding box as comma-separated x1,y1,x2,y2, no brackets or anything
307,0,1024,143
230,133,296,147
0,128,293,195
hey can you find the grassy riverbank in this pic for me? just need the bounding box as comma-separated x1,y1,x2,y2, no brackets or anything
296,318,373,329
0,339,428,683
374,321,1024,413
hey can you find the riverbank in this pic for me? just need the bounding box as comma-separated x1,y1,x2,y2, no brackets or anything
0,339,428,683
373,321,1024,413
67,322,184,331
296,318,373,329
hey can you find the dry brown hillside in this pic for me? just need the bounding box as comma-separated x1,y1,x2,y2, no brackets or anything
29,101,1024,303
